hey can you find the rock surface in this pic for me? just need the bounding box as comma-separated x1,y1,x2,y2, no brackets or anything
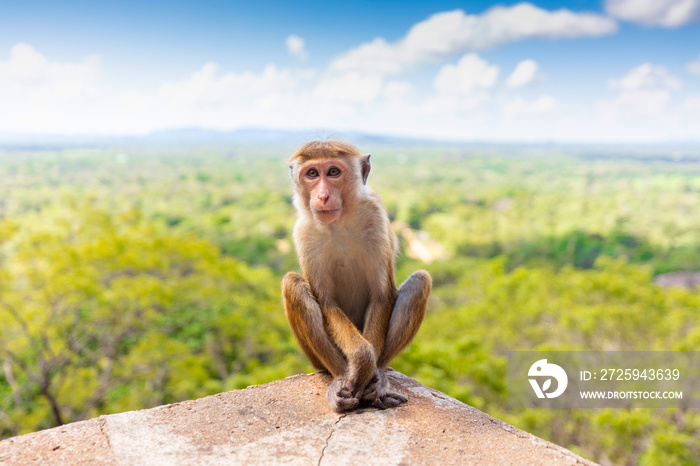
0,370,595,465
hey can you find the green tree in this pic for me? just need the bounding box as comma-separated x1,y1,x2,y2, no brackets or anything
0,203,304,437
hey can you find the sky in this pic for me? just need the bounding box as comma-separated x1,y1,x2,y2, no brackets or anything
1,0,699,142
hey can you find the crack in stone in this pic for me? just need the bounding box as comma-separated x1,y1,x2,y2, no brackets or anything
318,414,345,466
98,416,115,459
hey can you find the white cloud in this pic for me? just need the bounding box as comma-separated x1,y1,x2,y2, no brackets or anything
383,81,412,101
2,43,699,143
313,72,384,104
688,54,700,75
423,54,497,117
605,0,700,27
684,95,700,110
599,64,682,122
0,43,311,134
584,63,700,142
0,43,102,134
422,92,490,116
330,3,616,76
506,59,538,88
157,61,296,106
0,43,100,102
330,37,400,75
286,34,308,60
129,61,316,132
434,53,499,95
599,89,674,115
608,63,681,91
504,95,557,121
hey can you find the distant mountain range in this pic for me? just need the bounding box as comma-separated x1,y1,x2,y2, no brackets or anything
2,128,699,155
0,128,436,149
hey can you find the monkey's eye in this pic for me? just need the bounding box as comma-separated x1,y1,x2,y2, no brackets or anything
306,168,319,178
327,167,341,177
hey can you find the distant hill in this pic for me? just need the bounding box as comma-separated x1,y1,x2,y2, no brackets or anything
2,129,700,158
0,128,435,149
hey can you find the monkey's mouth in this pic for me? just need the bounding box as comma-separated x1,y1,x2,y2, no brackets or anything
313,209,341,223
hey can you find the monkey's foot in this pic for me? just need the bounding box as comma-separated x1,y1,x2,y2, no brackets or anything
326,377,360,413
361,368,388,402
370,391,408,410
361,369,408,410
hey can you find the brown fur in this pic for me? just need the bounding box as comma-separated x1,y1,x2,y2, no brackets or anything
288,140,364,163
282,140,432,412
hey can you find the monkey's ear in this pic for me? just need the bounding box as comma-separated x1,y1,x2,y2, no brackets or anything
361,154,371,185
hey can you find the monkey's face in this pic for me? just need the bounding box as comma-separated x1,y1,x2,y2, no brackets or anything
297,158,352,224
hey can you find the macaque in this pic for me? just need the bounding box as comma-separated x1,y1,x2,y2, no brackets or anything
282,140,432,412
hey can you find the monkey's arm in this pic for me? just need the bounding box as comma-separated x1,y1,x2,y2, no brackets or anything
322,305,376,390
361,298,392,357
361,229,397,358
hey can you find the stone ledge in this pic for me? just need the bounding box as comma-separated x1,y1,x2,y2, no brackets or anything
0,371,596,465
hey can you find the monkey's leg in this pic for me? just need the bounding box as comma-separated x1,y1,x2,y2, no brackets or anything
283,272,365,412
361,270,430,410
377,270,432,369
282,272,347,374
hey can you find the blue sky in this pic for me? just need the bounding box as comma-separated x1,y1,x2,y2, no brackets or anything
1,0,699,142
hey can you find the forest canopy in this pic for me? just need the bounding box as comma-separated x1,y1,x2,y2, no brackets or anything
1,144,699,464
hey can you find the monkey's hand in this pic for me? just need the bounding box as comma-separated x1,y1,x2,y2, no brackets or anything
362,369,408,410
326,377,360,413
346,343,376,399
